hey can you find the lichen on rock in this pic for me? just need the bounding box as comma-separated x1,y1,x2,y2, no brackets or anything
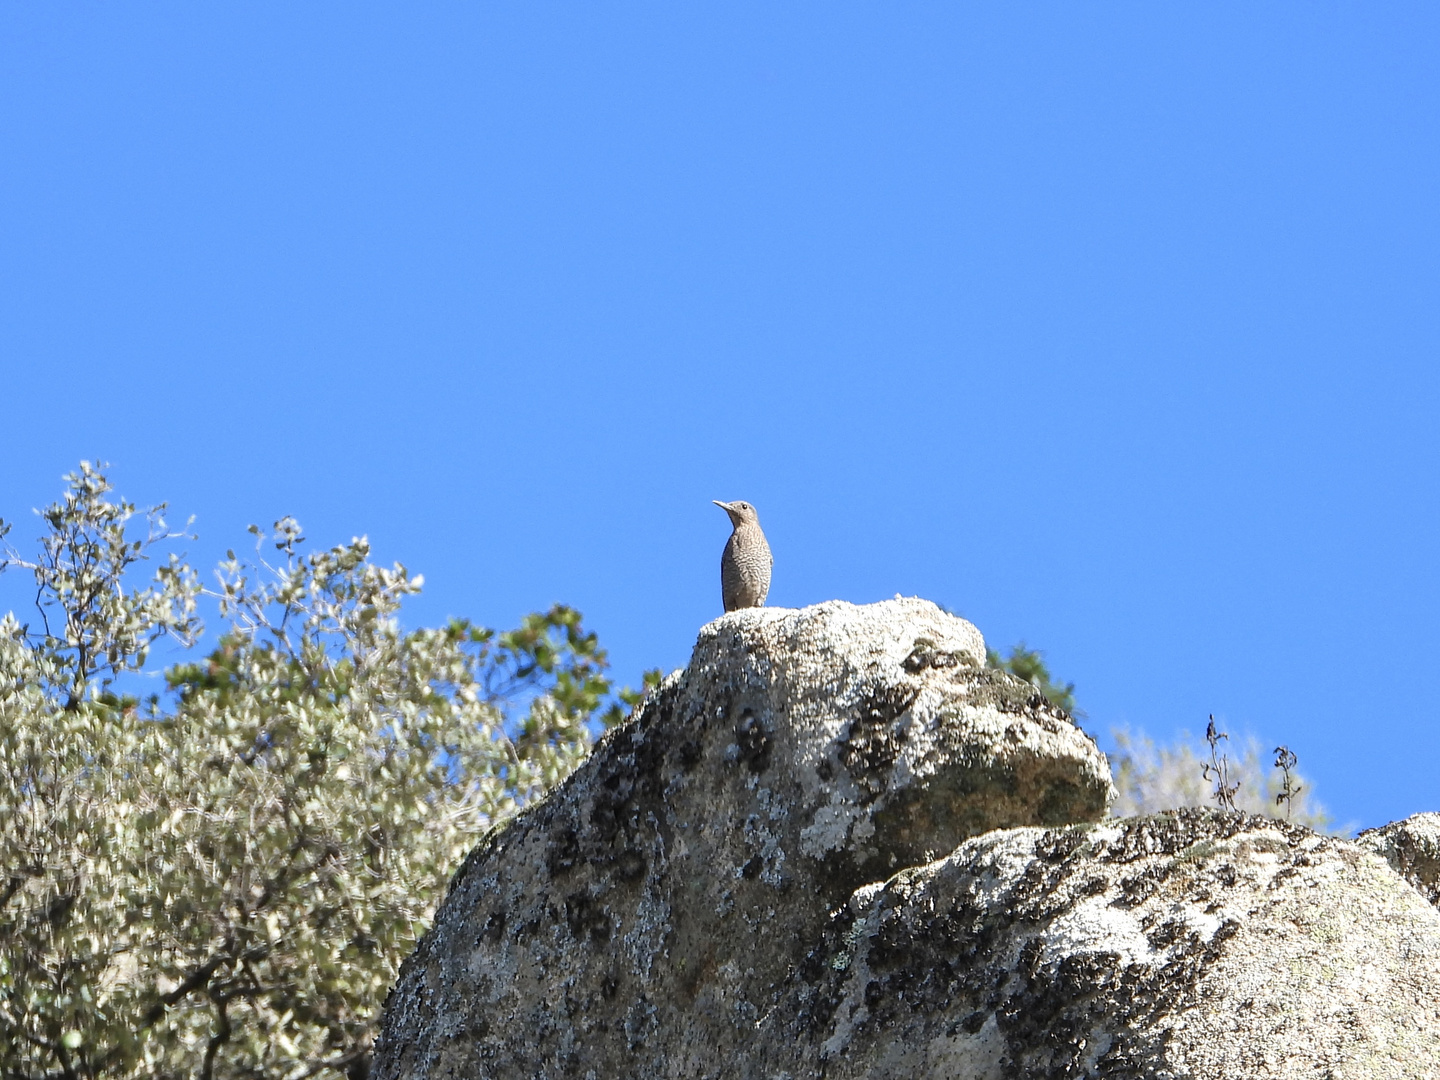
801,809,1440,1078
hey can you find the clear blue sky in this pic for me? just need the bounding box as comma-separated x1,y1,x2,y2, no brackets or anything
2,4,1436,830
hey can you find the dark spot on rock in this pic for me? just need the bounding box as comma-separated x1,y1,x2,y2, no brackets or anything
546,828,581,876
864,979,884,1010
1114,865,1168,909
1146,919,1192,951
602,975,620,1000
735,709,771,773
678,945,718,1004
903,639,937,673
480,910,506,946
677,739,703,773
616,849,646,883
1034,828,1087,865
591,798,623,842
961,1010,988,1034
564,892,611,944
792,913,863,1036
630,730,668,796
903,638,971,674
816,758,834,782
741,856,763,880
1018,937,1045,980
838,683,918,803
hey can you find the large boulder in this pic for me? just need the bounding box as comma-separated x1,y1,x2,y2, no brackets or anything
803,810,1440,1078
373,599,1440,1079
374,599,1112,1078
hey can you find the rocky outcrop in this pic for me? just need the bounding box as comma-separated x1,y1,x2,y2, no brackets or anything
806,810,1440,1078
1358,812,1440,909
373,600,1440,1079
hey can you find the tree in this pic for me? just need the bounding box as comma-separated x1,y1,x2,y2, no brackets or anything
0,464,649,1079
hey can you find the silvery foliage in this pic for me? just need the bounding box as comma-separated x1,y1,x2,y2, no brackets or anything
0,464,631,1079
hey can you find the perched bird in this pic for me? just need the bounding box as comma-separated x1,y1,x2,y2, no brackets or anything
713,500,773,612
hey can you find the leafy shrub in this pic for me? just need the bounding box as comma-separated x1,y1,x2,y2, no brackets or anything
0,464,646,1079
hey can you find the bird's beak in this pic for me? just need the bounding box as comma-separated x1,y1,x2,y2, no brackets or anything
712,500,733,511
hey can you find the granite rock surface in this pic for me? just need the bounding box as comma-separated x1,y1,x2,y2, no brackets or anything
1358,811,1440,909
374,599,1440,1079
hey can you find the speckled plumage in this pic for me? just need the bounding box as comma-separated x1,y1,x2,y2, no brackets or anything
713,500,772,612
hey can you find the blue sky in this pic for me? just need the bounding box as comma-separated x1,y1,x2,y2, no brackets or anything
2,4,1437,830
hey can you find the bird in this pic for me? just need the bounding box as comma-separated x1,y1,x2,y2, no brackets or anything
713,500,772,612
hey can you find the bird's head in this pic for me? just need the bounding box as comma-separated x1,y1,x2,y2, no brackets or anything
713,499,761,528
